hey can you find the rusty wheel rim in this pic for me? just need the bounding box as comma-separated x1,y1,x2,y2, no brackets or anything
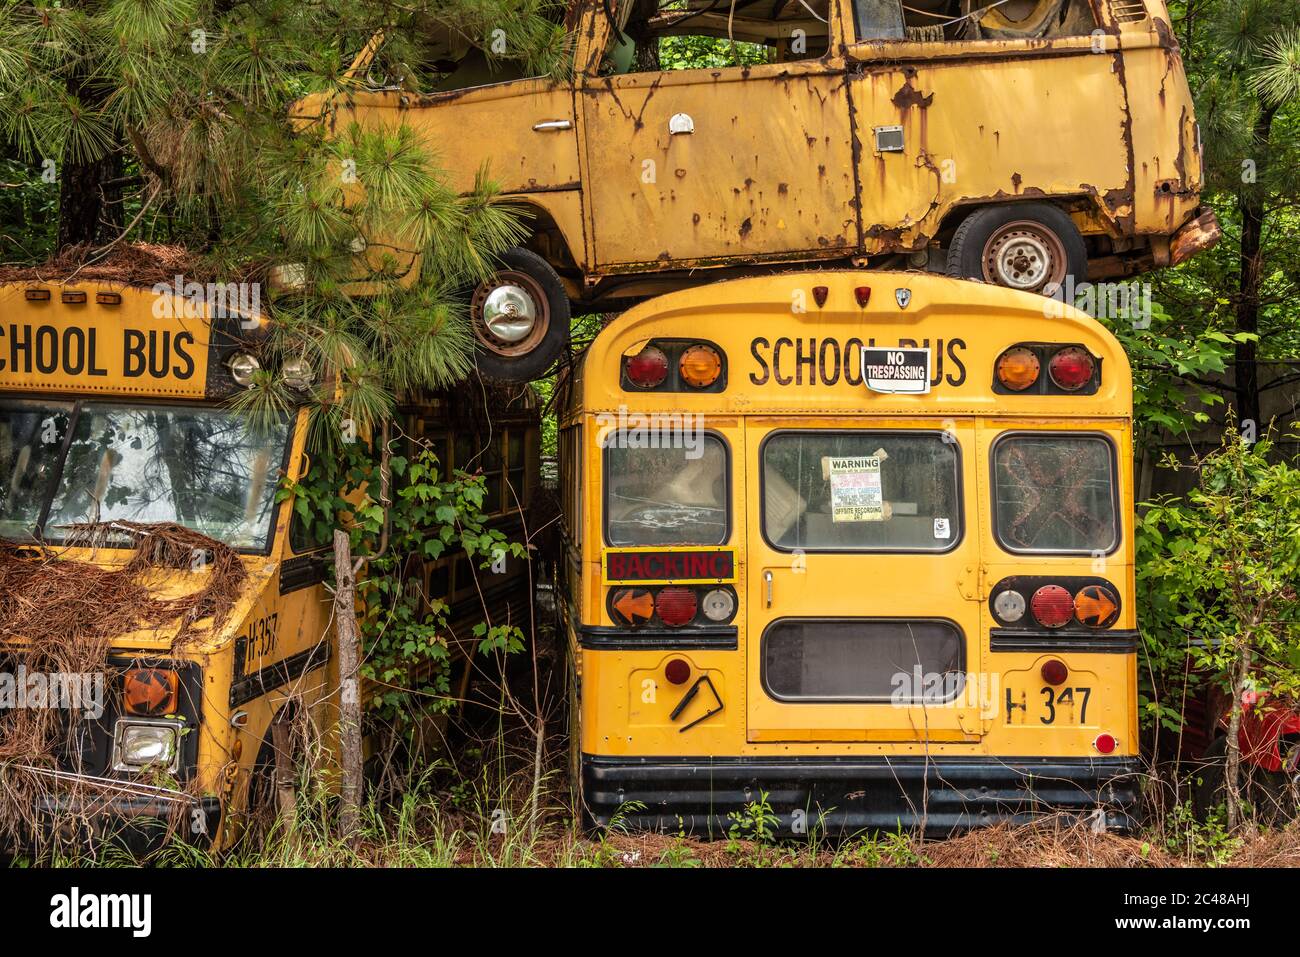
470,269,551,358
981,220,1068,294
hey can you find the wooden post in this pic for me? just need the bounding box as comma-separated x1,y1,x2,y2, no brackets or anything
333,529,364,838
270,719,297,829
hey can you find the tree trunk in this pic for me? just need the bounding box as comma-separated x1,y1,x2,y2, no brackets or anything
1224,640,1253,830
1233,102,1280,436
57,150,123,250
332,529,364,839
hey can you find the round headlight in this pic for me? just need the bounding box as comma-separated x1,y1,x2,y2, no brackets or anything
228,352,260,387
701,588,736,623
282,356,314,391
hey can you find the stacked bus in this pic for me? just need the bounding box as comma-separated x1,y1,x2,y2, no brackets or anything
557,272,1140,835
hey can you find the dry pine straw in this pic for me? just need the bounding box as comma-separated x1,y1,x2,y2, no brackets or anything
0,523,247,844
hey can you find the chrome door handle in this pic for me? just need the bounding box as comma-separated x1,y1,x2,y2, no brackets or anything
532,119,572,131
764,570,773,608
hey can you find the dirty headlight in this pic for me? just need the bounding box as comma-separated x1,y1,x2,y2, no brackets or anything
113,719,181,773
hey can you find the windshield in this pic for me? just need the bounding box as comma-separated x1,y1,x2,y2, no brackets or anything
0,400,290,551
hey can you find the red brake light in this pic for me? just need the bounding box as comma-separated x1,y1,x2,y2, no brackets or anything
1030,585,1074,628
655,587,698,627
625,345,668,388
1040,659,1069,686
1048,346,1095,391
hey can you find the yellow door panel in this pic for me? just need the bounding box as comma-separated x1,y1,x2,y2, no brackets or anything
580,62,858,268
849,49,1130,253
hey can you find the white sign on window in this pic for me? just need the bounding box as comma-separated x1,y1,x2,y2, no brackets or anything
827,456,883,522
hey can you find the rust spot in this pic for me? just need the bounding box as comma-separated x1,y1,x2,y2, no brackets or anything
805,135,817,148
891,67,934,111
778,182,789,195
743,178,754,190
739,218,752,239
692,213,700,225
818,165,826,178
675,168,686,179
1011,172,1022,191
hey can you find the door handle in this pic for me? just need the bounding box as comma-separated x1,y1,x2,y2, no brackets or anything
764,570,773,608
532,119,572,131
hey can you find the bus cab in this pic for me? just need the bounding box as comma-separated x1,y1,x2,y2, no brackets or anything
558,272,1140,836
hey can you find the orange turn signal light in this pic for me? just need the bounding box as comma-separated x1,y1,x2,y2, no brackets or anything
610,588,655,627
679,344,722,388
1074,584,1119,628
124,668,179,717
996,346,1041,391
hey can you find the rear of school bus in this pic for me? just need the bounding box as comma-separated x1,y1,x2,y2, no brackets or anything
558,272,1141,836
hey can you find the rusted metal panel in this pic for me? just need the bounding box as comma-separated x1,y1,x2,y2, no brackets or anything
578,60,858,267
848,46,1130,256
333,80,582,195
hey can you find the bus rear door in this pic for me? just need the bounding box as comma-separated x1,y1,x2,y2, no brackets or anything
743,416,984,744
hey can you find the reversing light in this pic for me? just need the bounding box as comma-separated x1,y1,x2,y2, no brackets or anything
664,659,691,685
1030,585,1074,628
996,347,1041,391
610,588,654,627
1040,659,1069,686
679,344,722,389
124,668,179,716
1093,733,1118,755
993,589,1026,624
655,587,698,627
700,588,736,623
1074,584,1119,628
625,345,669,388
1048,346,1095,391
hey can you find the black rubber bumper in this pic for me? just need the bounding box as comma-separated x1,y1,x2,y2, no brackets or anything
25,794,222,856
583,755,1143,837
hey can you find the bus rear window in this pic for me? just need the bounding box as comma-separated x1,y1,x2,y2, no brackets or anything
992,434,1118,554
604,433,728,546
762,431,960,551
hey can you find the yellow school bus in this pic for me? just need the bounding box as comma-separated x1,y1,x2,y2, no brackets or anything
0,281,539,854
557,272,1140,835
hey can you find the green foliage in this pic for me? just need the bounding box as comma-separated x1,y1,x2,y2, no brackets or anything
726,790,778,845
1136,428,1300,731
278,437,525,724
658,34,770,70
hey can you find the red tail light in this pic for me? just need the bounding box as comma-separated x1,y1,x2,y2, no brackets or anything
655,587,698,627
1040,659,1069,686
1048,346,1095,391
625,346,669,388
664,659,691,684
1030,585,1074,628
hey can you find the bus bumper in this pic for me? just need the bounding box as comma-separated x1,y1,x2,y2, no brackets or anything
9,773,222,857
582,755,1142,837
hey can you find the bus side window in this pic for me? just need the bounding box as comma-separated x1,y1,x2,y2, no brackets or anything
854,0,905,41
871,0,1100,43
559,425,582,549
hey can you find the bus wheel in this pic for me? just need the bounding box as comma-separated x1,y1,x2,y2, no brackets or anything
469,247,571,382
946,203,1086,296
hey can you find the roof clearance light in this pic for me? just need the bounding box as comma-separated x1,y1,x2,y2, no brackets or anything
996,346,1041,391
854,286,871,307
24,288,50,301
655,587,698,627
679,344,722,388
1030,584,1075,629
1048,346,1095,391
95,291,122,305
812,286,829,307
625,345,669,389
61,290,87,304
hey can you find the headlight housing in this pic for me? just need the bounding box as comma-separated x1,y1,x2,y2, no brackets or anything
112,718,182,773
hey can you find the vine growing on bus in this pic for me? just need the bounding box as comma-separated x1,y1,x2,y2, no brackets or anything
278,437,526,728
